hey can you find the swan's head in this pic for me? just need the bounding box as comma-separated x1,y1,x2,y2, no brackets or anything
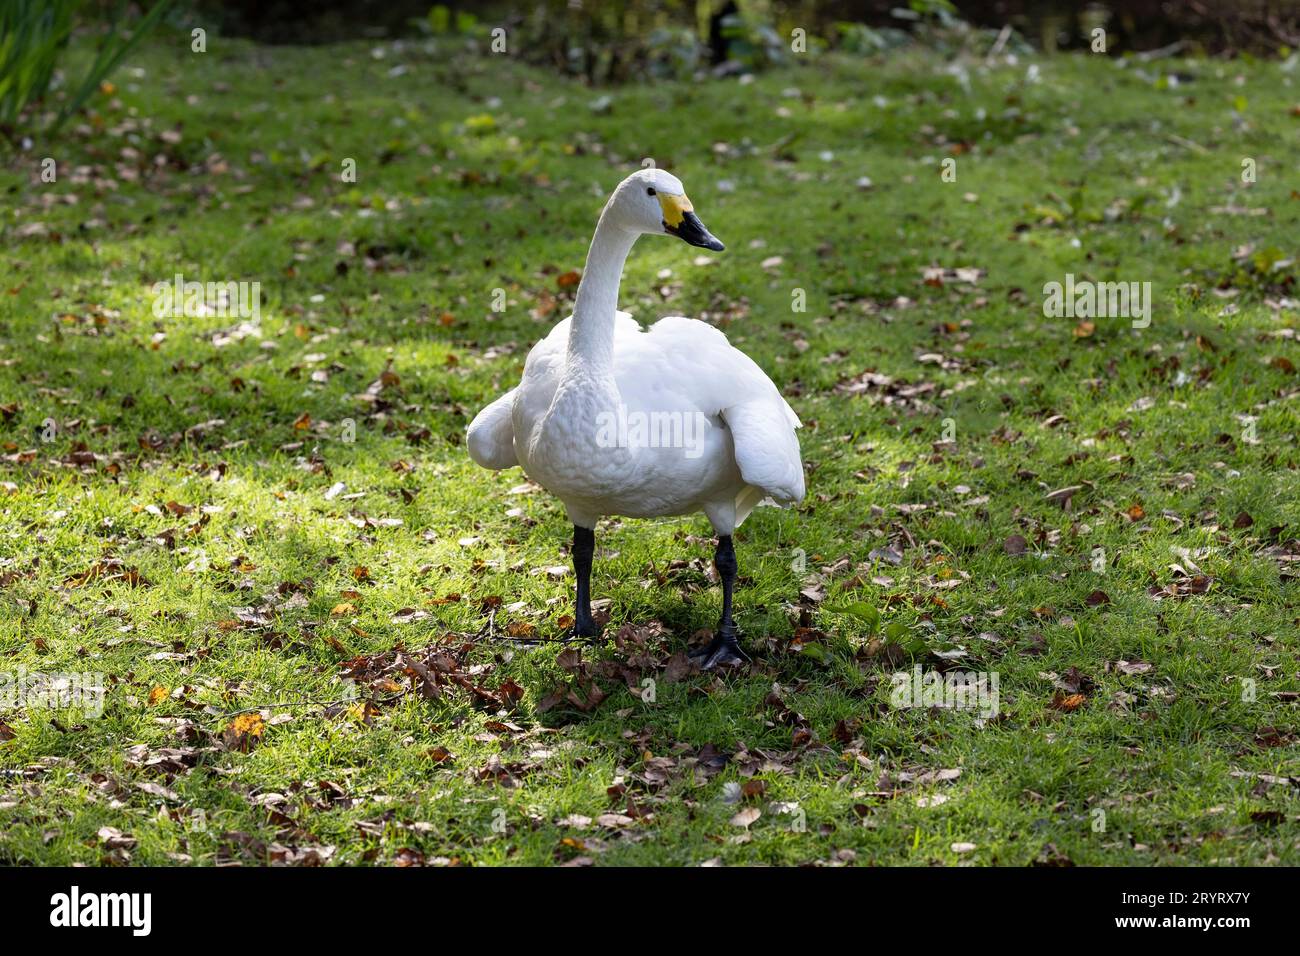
605,169,724,252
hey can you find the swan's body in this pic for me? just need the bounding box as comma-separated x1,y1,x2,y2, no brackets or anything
469,311,803,533
466,169,804,667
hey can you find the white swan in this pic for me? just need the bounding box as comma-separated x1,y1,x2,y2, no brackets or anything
466,169,804,668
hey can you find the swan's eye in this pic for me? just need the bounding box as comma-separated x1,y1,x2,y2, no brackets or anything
646,187,656,196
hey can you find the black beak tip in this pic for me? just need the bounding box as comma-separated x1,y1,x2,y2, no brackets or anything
669,211,725,252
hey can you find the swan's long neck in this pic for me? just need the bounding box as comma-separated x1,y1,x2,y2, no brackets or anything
566,215,636,376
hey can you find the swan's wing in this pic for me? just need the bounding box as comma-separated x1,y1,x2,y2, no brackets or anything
641,316,804,502
466,388,519,469
721,400,805,503
613,310,643,336
643,316,800,425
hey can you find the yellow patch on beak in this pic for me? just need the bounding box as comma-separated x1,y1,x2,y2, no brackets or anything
658,192,694,228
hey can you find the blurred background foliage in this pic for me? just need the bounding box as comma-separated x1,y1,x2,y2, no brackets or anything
195,0,1300,72
6,0,1300,143
0,0,171,142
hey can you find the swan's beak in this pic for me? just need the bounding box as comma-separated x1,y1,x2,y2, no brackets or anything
659,193,725,252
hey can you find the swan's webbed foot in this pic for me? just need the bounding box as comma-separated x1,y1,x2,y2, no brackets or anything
687,536,752,669
688,625,751,670
567,616,603,645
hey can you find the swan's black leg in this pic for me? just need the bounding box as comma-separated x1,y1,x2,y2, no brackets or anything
570,524,601,641
689,535,751,669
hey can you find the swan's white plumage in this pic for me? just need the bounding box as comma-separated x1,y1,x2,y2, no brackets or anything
469,309,803,534
466,169,804,536
465,387,519,469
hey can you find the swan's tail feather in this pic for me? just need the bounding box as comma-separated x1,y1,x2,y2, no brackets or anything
733,484,766,528
723,401,806,508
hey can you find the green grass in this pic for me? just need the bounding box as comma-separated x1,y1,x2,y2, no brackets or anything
0,33,1298,866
